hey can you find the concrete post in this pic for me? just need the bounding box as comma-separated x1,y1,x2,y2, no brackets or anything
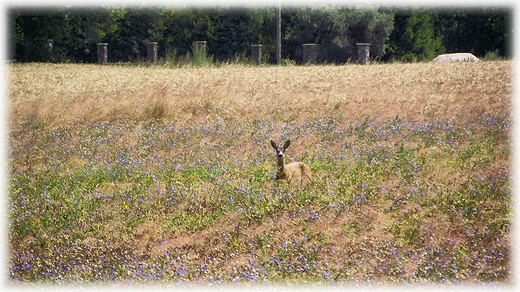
146,42,158,62
47,39,54,62
196,41,207,54
97,43,108,64
251,45,262,65
357,43,371,65
48,39,54,52
302,43,317,65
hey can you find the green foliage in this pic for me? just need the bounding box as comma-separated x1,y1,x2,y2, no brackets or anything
210,8,253,61
247,6,278,63
157,8,199,57
484,50,503,61
284,5,394,63
436,7,512,57
11,9,63,62
108,8,161,62
385,7,445,62
10,6,125,62
284,5,349,63
162,42,214,68
345,6,395,60
9,5,512,64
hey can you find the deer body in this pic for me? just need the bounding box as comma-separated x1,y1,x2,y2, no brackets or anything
271,140,311,188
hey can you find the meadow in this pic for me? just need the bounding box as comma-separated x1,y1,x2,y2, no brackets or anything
7,61,512,286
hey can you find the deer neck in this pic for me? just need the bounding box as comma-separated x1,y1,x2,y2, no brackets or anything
276,156,286,177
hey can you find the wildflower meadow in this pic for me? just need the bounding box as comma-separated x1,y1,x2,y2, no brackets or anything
7,61,512,287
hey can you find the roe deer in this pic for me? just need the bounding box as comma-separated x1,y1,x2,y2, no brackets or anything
270,140,312,188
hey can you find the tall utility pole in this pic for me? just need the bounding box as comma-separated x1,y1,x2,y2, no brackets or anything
276,1,281,65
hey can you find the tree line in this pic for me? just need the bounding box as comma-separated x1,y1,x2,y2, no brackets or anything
9,5,512,64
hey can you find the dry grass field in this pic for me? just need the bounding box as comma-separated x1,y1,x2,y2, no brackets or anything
9,61,509,127
7,61,512,286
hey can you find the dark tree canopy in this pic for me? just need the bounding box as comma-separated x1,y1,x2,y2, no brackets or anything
9,5,512,64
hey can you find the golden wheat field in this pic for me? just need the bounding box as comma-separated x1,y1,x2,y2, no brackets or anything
8,61,511,128
6,61,513,285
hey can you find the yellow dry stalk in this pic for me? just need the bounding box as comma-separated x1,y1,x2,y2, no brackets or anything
7,61,512,128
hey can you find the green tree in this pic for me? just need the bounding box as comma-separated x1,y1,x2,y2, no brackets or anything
11,8,66,62
436,7,511,57
285,5,393,63
345,6,394,60
158,7,252,62
247,6,277,63
385,7,445,62
11,6,124,62
209,8,252,61
157,8,198,58
285,5,348,63
107,7,161,62
11,5,510,64
62,7,124,62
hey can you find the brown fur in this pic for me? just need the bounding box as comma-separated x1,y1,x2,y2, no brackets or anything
271,140,312,188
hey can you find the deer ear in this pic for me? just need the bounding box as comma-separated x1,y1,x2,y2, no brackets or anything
270,140,278,150
283,140,291,149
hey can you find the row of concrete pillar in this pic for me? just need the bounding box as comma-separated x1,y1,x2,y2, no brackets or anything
96,41,371,65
